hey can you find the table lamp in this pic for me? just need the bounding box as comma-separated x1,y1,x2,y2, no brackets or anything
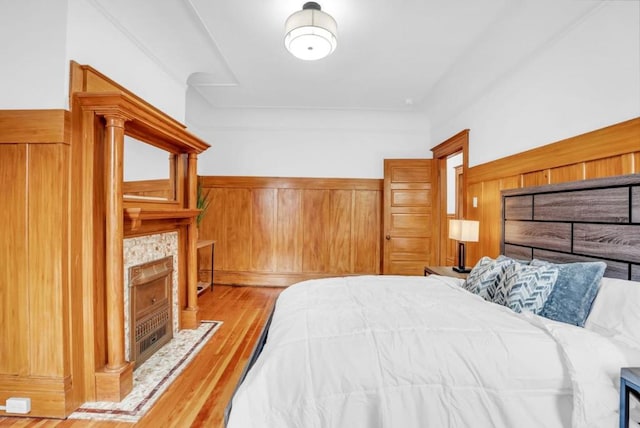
449,219,479,273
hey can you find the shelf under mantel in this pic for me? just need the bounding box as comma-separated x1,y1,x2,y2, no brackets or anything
124,207,200,231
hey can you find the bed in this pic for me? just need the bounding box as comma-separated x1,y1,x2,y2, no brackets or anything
226,174,640,428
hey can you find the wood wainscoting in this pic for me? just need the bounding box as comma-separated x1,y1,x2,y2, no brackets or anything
0,110,75,417
198,176,382,286
465,117,640,265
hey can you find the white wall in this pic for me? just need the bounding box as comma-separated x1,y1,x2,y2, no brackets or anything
0,0,69,109
0,0,187,121
66,0,187,121
428,2,640,168
188,94,431,179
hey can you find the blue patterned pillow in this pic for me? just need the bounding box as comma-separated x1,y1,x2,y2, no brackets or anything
463,256,515,301
499,263,559,314
531,260,606,327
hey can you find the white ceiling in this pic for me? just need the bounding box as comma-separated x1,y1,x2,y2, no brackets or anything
91,0,601,112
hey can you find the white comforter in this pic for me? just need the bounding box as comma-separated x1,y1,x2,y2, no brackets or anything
227,275,640,428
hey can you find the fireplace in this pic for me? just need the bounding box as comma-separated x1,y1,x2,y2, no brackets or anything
129,256,173,368
125,233,180,368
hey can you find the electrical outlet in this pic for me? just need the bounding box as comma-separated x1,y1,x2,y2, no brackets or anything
6,397,31,414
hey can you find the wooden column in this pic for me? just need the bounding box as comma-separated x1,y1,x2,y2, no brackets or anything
95,113,134,401
181,153,200,328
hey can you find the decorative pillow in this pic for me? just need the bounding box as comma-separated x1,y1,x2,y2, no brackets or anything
463,256,515,301
498,263,559,314
584,277,640,348
531,259,607,327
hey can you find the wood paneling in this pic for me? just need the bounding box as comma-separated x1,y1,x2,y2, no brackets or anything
0,144,29,375
522,170,549,187
352,190,381,273
28,144,69,376
584,155,625,179
303,190,331,272
276,188,303,273
0,112,74,417
123,179,173,199
549,163,584,184
224,189,251,271
329,190,352,273
251,189,276,272
466,117,640,265
199,176,382,286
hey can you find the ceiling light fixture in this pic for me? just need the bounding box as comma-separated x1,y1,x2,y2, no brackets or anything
284,2,337,61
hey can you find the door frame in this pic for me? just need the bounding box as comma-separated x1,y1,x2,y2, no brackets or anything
430,130,469,266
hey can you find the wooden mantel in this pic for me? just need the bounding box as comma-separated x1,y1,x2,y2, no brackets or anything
70,62,209,402
0,64,210,417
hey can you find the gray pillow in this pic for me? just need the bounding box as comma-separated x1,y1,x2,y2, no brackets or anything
531,259,607,327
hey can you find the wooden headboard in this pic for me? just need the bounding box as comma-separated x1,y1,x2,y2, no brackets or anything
502,174,640,281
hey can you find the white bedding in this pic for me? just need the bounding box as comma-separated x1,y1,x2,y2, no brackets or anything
227,275,640,428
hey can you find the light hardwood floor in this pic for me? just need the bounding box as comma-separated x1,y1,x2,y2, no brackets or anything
0,285,282,428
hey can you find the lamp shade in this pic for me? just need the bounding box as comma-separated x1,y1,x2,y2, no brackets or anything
448,219,479,242
285,2,337,61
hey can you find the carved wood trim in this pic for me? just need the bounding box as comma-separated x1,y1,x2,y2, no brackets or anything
200,176,383,190
431,129,469,265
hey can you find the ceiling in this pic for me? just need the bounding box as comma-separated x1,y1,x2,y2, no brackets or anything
89,0,599,112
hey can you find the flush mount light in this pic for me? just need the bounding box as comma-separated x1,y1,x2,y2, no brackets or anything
284,2,337,61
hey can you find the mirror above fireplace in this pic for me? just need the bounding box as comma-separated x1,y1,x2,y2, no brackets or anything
123,135,176,201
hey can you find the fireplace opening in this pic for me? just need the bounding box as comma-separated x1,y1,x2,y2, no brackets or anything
129,256,174,368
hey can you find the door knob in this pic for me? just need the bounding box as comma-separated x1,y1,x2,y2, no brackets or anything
385,235,391,240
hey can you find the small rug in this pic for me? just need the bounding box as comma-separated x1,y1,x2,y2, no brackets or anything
68,320,222,423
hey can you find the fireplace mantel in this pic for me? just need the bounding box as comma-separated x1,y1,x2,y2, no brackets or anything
0,63,210,417
70,62,210,402
124,207,200,232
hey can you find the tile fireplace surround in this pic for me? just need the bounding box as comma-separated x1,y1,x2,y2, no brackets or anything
123,231,179,361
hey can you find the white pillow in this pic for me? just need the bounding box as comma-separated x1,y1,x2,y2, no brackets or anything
584,277,640,348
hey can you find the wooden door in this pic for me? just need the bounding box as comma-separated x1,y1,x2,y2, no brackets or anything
383,159,436,274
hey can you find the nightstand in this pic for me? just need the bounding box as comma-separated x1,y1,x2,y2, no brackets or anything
620,367,640,428
423,266,469,280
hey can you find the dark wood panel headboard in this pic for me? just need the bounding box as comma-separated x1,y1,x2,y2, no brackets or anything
501,174,640,281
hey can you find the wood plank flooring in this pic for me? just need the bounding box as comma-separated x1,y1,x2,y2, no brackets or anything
0,285,283,428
